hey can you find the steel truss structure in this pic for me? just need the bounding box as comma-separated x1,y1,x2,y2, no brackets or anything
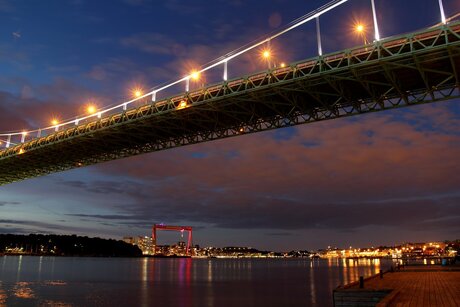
1,22,459,185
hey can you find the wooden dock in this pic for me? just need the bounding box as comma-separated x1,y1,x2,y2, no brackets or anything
333,265,460,306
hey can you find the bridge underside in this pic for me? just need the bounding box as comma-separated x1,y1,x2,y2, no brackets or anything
1,22,459,185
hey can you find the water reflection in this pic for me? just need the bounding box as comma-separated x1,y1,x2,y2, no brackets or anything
0,257,391,307
38,256,43,281
178,258,193,307
1,257,6,272
39,300,72,306
142,257,148,282
16,255,22,282
141,258,148,307
44,281,67,286
206,260,214,307
12,282,35,299
309,261,316,305
0,282,6,307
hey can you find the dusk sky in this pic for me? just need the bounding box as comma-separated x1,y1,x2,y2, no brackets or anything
0,0,459,251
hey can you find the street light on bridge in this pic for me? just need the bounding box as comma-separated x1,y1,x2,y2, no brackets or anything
261,48,272,69
132,88,143,98
262,50,271,59
51,119,59,131
354,22,369,45
87,104,97,114
190,70,200,81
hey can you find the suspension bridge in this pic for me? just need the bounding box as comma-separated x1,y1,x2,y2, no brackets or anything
0,0,459,185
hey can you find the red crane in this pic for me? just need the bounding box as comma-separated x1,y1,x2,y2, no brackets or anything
152,224,193,256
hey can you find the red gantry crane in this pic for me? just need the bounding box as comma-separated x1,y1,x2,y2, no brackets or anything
152,224,193,256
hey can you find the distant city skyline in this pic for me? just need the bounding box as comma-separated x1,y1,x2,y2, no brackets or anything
0,0,459,250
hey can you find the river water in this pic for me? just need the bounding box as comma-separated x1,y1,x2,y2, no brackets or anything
0,256,391,306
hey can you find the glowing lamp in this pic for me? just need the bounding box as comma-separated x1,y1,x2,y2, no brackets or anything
87,105,96,114
133,88,143,98
190,71,200,81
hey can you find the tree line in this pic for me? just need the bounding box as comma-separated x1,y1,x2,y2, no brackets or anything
0,234,142,257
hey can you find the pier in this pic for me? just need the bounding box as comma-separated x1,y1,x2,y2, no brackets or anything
333,264,460,306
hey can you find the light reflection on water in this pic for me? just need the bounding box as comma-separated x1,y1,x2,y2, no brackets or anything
12,282,35,299
0,256,390,306
0,282,7,307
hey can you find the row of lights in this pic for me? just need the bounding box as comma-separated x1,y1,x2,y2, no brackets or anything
3,2,438,147
0,19,372,155
43,47,283,128
3,20,372,153
1,0,449,141
47,87,145,127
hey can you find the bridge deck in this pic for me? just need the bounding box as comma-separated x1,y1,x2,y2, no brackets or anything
1,21,460,185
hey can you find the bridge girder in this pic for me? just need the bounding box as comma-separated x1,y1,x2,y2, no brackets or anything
1,22,460,185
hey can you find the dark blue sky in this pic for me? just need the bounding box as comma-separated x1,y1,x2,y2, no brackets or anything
0,0,459,250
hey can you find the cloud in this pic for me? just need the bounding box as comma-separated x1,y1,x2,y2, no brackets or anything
0,43,31,69
0,201,20,206
162,0,203,14
120,33,185,56
0,219,79,233
0,77,115,137
42,100,454,233
0,0,13,12
66,213,140,220
121,0,145,6
54,175,460,233
265,232,296,236
0,227,27,234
